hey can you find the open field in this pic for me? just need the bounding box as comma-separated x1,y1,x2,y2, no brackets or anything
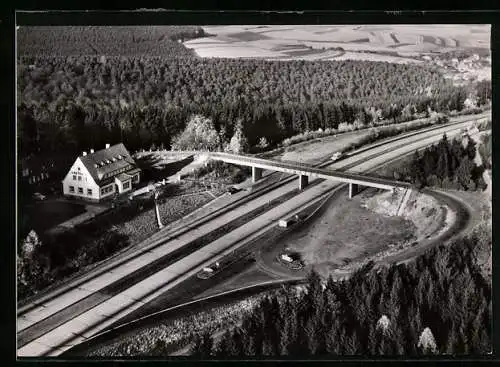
184,24,490,61
119,189,215,246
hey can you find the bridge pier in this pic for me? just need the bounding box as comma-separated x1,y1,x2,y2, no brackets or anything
298,174,309,190
252,166,263,183
348,183,360,199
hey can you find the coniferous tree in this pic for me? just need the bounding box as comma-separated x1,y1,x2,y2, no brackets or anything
200,331,214,357
190,333,204,357
150,339,167,356
345,330,361,355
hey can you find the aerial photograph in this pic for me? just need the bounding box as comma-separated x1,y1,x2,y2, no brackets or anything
16,23,491,358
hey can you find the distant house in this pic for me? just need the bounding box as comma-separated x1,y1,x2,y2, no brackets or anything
20,156,55,185
62,143,141,201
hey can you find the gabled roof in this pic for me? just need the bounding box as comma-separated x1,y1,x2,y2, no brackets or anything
79,143,138,184
115,173,133,183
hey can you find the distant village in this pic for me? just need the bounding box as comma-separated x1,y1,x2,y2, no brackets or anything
423,53,491,85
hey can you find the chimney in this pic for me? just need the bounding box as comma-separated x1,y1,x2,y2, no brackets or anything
82,151,87,156
106,143,110,149
90,149,94,154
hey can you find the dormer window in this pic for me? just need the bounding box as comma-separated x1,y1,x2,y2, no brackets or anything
94,164,98,168
112,157,117,162
106,160,111,164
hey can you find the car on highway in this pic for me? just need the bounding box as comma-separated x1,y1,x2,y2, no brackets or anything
33,192,47,201
197,261,221,279
331,152,344,161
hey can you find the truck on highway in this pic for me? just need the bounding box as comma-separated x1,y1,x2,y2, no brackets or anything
278,213,306,228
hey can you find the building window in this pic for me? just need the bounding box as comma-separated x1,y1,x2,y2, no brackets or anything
69,186,75,193
134,174,139,183
78,176,82,181
87,189,93,196
123,181,130,190
78,187,83,194
101,185,113,195
73,175,77,180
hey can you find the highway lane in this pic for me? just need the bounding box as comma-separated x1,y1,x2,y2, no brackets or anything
17,118,481,357
18,111,489,317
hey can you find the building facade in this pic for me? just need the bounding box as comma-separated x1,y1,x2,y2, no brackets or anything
62,143,141,201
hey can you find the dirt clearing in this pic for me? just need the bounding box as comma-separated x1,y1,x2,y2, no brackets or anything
281,188,449,279
364,189,449,240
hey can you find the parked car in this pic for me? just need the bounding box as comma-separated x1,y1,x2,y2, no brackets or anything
33,192,47,201
280,253,294,263
277,252,304,270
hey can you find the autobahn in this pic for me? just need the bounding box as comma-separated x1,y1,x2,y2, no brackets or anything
17,112,489,357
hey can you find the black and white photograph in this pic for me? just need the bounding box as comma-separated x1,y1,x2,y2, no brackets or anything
16,20,492,358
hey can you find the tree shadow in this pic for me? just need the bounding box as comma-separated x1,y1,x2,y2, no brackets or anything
135,154,194,182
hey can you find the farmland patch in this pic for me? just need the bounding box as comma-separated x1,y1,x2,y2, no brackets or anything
226,31,271,42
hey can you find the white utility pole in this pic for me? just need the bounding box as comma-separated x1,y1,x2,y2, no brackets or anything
154,189,164,229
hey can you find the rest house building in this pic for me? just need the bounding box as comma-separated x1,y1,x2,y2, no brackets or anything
62,143,141,201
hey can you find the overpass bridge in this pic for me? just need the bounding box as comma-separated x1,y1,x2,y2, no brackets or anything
138,150,412,198
207,152,412,198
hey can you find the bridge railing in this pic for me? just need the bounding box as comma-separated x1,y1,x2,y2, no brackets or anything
156,150,412,189
210,152,412,189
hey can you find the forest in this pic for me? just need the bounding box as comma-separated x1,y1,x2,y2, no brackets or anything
17,54,488,163
16,26,207,57
477,133,491,170
188,233,491,356
392,134,487,191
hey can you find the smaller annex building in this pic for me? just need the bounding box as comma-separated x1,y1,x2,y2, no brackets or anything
62,143,141,201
